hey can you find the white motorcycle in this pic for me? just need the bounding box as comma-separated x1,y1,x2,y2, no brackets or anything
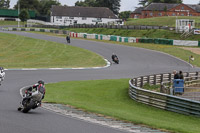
0,67,5,85
18,86,44,113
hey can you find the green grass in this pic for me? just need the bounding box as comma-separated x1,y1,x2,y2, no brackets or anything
126,16,200,28
0,20,24,25
143,84,160,92
0,32,106,68
45,79,200,133
64,28,200,41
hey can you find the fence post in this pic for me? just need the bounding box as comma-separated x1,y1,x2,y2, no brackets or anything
196,72,199,80
161,74,164,83
147,76,149,84
135,78,138,87
141,77,143,87
168,73,172,84
154,75,157,85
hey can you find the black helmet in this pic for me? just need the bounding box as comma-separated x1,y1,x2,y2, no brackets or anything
38,80,44,85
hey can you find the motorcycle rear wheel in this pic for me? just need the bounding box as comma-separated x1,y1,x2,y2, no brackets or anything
22,99,35,113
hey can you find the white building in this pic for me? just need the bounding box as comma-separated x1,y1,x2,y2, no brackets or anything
50,6,123,26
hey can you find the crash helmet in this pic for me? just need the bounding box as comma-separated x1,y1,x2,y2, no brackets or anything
38,80,45,85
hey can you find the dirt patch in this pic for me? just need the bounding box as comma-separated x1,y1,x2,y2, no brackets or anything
181,47,200,55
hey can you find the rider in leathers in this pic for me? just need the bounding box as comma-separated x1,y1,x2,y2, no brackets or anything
19,80,45,109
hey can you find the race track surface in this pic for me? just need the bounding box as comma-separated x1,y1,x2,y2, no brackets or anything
0,30,199,133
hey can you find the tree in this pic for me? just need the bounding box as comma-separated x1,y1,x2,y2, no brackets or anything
119,11,131,20
96,0,121,15
38,0,61,16
138,0,148,6
138,0,182,6
14,0,61,16
75,0,121,15
75,0,96,7
14,0,40,10
19,9,30,23
164,6,167,16
148,0,182,4
0,0,10,9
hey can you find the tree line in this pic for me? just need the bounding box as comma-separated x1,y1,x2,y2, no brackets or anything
75,0,121,15
138,0,182,6
14,0,61,16
0,0,10,9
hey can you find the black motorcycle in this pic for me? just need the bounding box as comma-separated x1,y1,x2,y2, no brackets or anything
18,87,44,113
66,36,70,43
113,57,119,64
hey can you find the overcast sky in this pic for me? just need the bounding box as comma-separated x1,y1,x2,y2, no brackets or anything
10,0,198,12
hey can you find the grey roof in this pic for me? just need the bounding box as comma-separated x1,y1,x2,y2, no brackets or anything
143,3,178,11
132,7,144,14
51,6,117,19
187,5,200,13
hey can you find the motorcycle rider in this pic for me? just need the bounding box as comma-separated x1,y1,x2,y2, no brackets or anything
66,34,70,43
18,80,46,110
0,67,5,85
111,53,118,62
33,80,45,99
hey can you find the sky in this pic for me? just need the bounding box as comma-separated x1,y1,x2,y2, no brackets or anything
10,0,198,12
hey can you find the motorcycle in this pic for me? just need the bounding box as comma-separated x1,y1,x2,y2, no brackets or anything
66,36,70,43
67,39,70,43
0,67,5,85
113,57,119,64
18,86,44,113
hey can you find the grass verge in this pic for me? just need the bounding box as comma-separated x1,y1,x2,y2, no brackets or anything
0,32,106,68
0,20,25,26
126,16,200,28
44,79,200,133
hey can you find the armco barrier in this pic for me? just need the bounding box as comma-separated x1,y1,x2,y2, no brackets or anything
154,38,173,45
129,72,200,116
174,40,198,47
83,34,87,38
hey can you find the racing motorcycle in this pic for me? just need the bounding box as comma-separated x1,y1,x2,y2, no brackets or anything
66,36,70,43
113,56,119,64
0,67,5,85
18,86,44,113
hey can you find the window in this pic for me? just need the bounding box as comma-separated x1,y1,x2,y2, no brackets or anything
134,15,139,19
56,16,62,19
150,12,153,16
181,13,184,16
69,17,74,19
158,13,162,16
82,17,87,20
97,18,102,20
172,13,176,16
181,6,184,10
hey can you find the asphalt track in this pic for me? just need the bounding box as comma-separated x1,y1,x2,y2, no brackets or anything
0,30,200,133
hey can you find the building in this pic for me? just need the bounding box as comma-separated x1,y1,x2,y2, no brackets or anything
130,3,200,19
50,6,123,26
130,7,144,19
